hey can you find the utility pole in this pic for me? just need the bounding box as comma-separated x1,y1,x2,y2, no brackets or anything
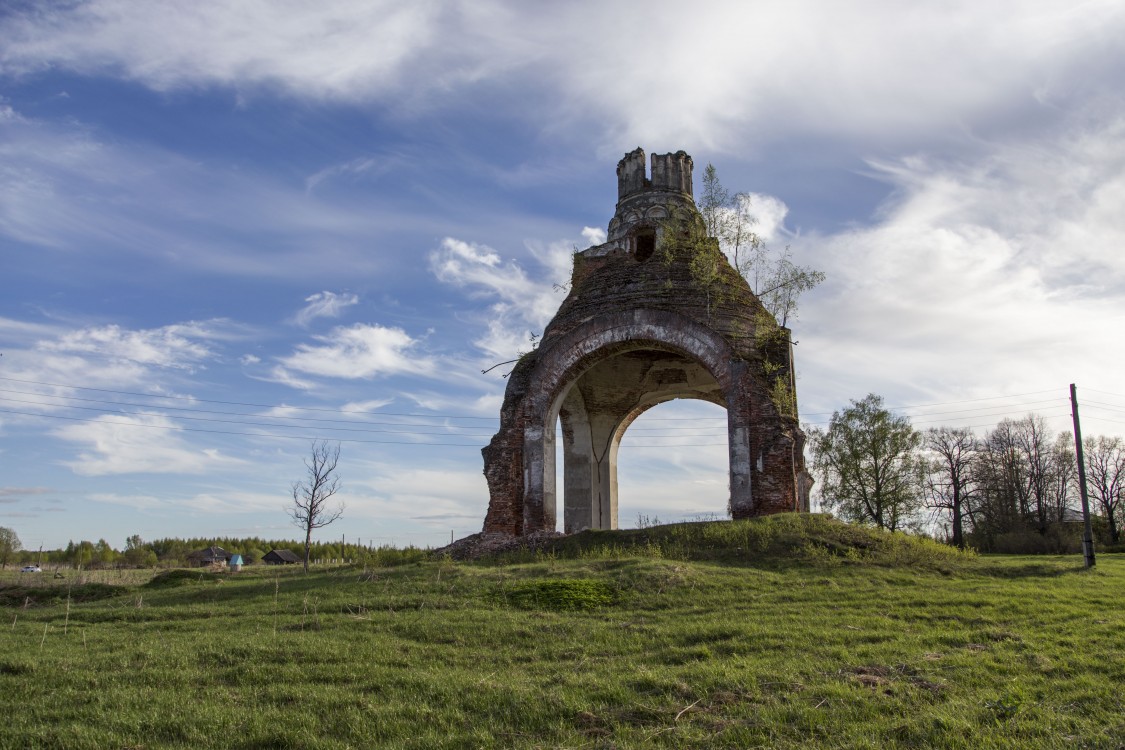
1070,384,1096,569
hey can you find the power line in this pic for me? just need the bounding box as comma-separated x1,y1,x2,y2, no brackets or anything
2,376,1108,440
0,375,1075,425
0,376,498,420
0,396,495,436
0,407,730,446
1083,387,1125,400
0,387,494,428
797,388,1061,417
0,408,487,446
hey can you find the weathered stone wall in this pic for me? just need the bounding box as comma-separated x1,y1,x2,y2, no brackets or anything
482,148,811,536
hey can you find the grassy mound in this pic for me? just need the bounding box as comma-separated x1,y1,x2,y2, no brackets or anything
494,513,973,570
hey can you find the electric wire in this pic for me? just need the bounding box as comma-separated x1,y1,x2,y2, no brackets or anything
1,376,1109,442
0,408,729,447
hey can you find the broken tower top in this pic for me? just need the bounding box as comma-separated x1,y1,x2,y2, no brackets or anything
607,148,697,246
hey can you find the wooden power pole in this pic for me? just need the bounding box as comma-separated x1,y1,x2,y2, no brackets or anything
1070,384,1096,569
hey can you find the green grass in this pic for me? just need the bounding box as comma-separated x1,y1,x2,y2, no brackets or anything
1,516,1122,749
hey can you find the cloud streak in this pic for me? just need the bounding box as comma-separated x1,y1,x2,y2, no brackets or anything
277,323,434,381
53,414,245,476
293,291,360,328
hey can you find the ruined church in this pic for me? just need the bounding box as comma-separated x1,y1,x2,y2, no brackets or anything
482,148,811,536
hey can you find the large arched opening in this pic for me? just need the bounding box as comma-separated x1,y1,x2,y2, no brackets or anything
543,342,730,533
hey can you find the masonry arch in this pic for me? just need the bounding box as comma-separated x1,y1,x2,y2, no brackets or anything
511,309,756,535
480,148,810,539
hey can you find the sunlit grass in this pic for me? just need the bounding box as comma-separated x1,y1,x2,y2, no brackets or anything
1,517,1122,749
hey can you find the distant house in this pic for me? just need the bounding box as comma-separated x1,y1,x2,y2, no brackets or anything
262,549,301,565
1059,507,1087,524
187,546,232,567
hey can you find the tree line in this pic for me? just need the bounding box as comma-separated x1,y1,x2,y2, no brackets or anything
810,394,1124,553
0,531,400,570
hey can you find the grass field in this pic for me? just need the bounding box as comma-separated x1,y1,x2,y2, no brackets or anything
1,515,1122,749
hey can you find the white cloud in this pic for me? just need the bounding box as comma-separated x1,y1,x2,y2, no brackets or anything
0,0,450,99
53,415,245,476
38,323,215,369
6,1,1121,152
277,323,434,381
339,398,396,414
581,226,606,245
743,193,789,245
0,320,241,424
430,236,572,359
292,291,360,327
795,114,1125,433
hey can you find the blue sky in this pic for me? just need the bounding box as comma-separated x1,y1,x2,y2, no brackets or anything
2,0,1124,551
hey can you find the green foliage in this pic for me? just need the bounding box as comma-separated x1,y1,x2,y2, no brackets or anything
811,394,925,531
657,209,731,320
698,164,824,325
0,527,22,569
769,377,798,419
503,578,615,610
364,545,428,567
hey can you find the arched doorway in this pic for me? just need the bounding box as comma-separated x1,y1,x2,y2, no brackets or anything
548,344,727,533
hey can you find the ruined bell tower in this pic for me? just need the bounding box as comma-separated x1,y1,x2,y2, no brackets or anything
482,148,811,536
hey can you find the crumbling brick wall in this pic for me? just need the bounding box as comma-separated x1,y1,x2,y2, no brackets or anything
482,148,811,535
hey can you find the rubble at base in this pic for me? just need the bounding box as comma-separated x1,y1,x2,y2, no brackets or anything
432,530,568,561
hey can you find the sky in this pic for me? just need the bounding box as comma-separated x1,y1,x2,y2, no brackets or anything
2,0,1124,552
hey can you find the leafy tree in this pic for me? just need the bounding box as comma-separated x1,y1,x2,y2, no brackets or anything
810,394,924,531
0,527,21,569
289,441,345,573
1084,435,1125,543
697,164,824,325
923,427,977,548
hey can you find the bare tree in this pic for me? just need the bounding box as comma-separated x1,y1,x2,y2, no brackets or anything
923,427,977,548
1085,435,1125,543
289,441,344,573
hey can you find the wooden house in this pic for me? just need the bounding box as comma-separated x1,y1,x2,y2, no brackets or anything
186,546,232,567
262,549,301,565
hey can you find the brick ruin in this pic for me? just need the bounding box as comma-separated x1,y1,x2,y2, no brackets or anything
482,147,812,536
